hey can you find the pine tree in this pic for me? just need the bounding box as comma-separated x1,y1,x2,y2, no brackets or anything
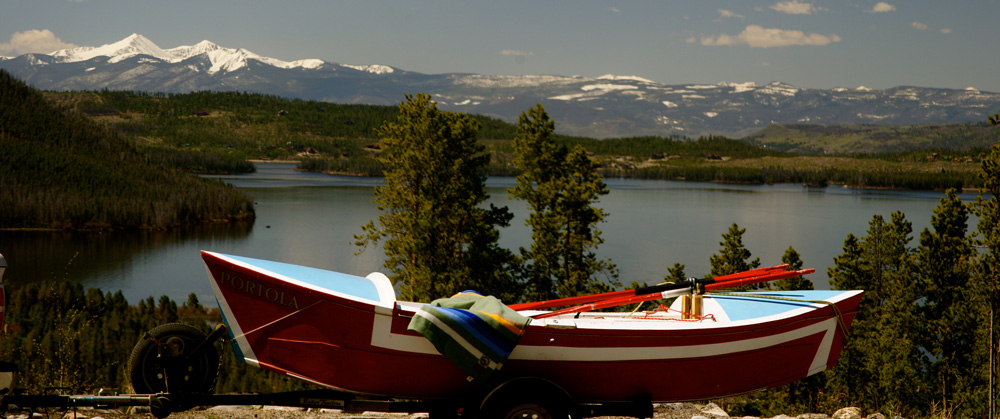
826,212,924,416
356,94,516,302
772,246,813,291
915,188,984,417
509,104,618,301
974,123,1000,419
708,223,761,287
664,263,687,282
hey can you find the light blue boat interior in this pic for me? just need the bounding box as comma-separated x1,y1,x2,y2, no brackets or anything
223,253,382,302
710,291,847,321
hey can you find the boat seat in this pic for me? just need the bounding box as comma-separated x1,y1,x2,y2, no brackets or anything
365,272,397,308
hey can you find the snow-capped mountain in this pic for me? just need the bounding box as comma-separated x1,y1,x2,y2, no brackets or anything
3,34,999,139
47,33,331,74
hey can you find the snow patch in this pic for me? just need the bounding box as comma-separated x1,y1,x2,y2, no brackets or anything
892,88,919,101
454,74,578,88
857,112,892,120
596,74,654,83
757,82,798,96
662,101,678,108
549,92,591,101
581,84,639,92
341,64,394,74
704,112,718,118
723,82,757,93
682,94,706,99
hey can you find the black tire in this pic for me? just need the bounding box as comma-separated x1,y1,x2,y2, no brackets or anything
480,378,572,419
499,402,564,419
128,323,220,395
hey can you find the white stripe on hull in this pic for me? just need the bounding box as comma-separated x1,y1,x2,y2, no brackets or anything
370,312,839,363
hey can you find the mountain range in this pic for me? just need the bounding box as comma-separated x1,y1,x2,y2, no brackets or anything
3,33,999,139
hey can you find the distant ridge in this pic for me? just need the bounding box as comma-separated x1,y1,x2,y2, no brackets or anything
3,34,999,139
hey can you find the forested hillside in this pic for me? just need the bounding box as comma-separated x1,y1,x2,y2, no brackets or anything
0,70,254,230
31,84,989,191
748,123,999,154
0,281,310,395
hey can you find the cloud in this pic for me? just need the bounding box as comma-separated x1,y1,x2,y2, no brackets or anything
718,9,744,19
500,49,534,57
770,0,818,15
696,25,841,48
912,21,928,30
609,7,620,13
870,2,896,12
940,28,952,34
0,29,77,55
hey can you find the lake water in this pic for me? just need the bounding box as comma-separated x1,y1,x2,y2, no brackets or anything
0,162,978,304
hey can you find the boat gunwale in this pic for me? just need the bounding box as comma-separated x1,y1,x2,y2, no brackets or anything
204,251,862,335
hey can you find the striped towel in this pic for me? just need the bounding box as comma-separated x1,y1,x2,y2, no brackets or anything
407,291,531,382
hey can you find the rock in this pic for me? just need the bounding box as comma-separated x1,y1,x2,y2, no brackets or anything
864,414,886,419
832,407,863,419
701,403,730,417
262,406,306,411
796,414,830,419
207,406,251,411
654,402,705,418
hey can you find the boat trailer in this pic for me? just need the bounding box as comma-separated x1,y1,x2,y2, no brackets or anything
0,388,653,418
0,252,652,419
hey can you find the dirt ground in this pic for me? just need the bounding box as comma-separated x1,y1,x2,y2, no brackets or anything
0,402,848,419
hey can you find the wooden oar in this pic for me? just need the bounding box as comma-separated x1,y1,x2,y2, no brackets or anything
530,267,813,319
510,264,790,312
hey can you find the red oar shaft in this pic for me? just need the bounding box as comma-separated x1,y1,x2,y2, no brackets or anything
509,289,635,311
712,264,789,282
704,268,814,291
532,288,690,319
512,264,791,312
530,267,814,319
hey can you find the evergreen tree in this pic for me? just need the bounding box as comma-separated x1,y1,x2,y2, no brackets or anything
356,94,516,302
664,263,687,283
974,123,1000,418
915,188,984,417
772,246,814,291
509,104,618,301
708,223,761,288
826,212,924,416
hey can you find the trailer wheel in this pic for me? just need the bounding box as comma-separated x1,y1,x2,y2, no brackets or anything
480,378,572,419
128,323,220,395
498,402,563,419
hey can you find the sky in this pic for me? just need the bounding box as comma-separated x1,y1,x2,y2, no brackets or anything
1,0,998,92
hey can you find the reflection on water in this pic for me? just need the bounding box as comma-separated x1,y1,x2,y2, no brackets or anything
0,162,981,305
0,221,252,292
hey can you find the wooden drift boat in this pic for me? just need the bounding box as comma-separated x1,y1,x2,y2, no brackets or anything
200,251,862,404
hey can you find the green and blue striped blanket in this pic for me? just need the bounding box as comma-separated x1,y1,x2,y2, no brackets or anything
407,292,531,382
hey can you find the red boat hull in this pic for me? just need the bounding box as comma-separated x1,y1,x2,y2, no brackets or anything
202,251,861,402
